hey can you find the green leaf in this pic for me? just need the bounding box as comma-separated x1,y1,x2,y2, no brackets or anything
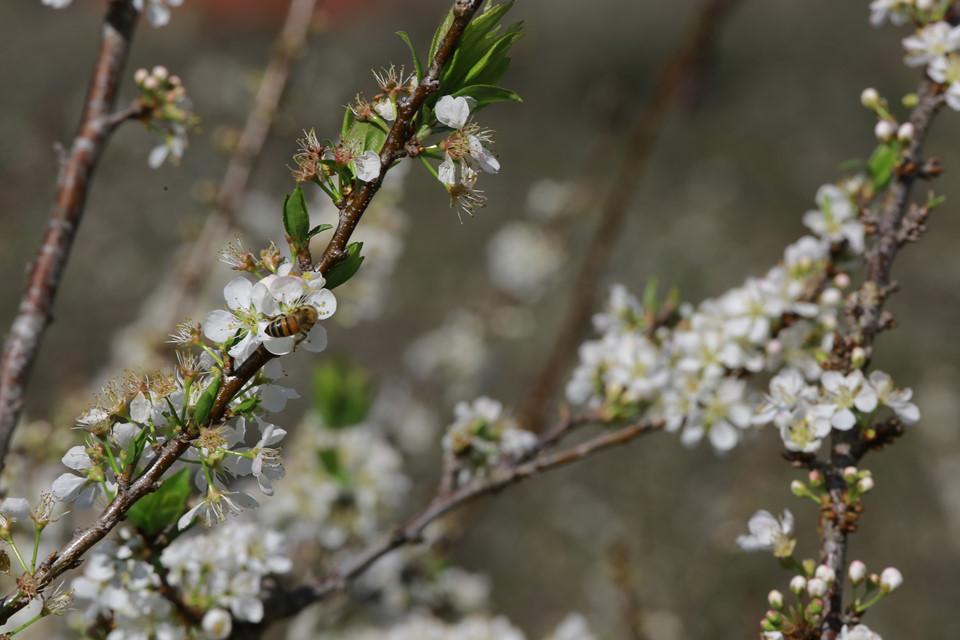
126,469,192,535
312,359,376,429
308,223,333,239
642,277,660,315
318,448,350,486
452,84,522,111
428,8,455,64
341,105,356,139
867,142,900,190
344,119,387,157
283,186,310,244
192,371,222,427
323,242,364,290
396,30,424,80
436,3,522,98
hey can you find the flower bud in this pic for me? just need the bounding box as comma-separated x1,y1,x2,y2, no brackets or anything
806,577,827,597
849,560,867,584
916,0,934,10
851,346,867,369
843,466,859,482
857,475,875,493
152,65,169,81
820,288,842,307
203,608,233,640
880,567,903,592
768,589,784,610
766,339,783,356
874,119,896,142
834,273,851,289
790,575,807,594
861,88,880,109
134,68,148,85
815,565,836,584
897,122,915,143
791,480,807,497
808,470,823,486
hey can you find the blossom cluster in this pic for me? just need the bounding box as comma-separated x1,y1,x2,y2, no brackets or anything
441,397,538,484
310,612,596,640
565,180,864,451
70,522,291,638
41,0,184,28
433,95,501,219
754,367,918,453
133,65,196,169
758,559,901,640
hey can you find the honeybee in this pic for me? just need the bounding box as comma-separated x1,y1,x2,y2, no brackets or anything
264,305,319,338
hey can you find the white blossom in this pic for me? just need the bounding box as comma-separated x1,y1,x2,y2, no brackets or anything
839,624,883,640
820,370,878,430
902,21,960,70
802,184,865,253
736,509,796,557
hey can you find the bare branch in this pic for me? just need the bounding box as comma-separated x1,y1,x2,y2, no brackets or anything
0,0,140,476
518,0,743,432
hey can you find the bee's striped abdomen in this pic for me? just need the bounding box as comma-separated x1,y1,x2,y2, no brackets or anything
265,314,301,338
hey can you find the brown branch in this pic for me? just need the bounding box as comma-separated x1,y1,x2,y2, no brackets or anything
818,74,947,637
0,0,140,476
136,529,204,626
230,417,665,637
517,0,743,432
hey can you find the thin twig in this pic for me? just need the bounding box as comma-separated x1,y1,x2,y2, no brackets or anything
0,0,140,477
518,0,743,432
230,418,665,637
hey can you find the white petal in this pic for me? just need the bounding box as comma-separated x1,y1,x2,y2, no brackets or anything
147,144,169,168
709,421,739,452
263,335,296,356
307,288,337,319
468,136,500,173
177,502,204,531
831,409,856,431
52,473,88,502
435,95,471,129
112,422,140,449
302,324,328,353
203,310,240,343
269,276,306,305
129,392,152,423
62,445,93,471
354,150,382,183
0,498,30,520
438,157,457,186
224,277,253,311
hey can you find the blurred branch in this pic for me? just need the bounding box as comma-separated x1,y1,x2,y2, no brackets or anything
232,416,665,637
607,541,648,640
160,0,320,333
818,73,948,637
518,0,743,432
0,0,140,477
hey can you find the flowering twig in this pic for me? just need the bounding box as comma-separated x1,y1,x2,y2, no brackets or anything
518,0,743,432
818,75,947,635
314,0,488,274
0,0,140,477
0,0,491,625
233,415,665,636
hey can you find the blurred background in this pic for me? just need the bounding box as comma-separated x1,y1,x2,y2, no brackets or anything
2,0,960,638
